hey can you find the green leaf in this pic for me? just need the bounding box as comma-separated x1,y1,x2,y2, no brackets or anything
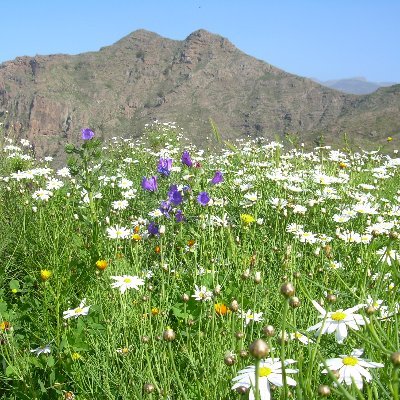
38,379,47,393
46,356,55,367
9,279,20,290
5,365,15,376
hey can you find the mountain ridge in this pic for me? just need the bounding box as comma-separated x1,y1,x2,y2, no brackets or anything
0,29,399,160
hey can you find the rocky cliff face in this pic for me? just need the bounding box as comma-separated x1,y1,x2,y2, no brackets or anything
1,29,399,160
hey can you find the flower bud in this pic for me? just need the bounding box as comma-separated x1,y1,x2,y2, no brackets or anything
289,296,301,308
163,328,176,342
182,294,190,302
391,351,400,366
318,385,331,396
280,282,295,298
326,294,337,303
249,339,269,359
262,325,275,337
143,383,155,394
230,300,239,312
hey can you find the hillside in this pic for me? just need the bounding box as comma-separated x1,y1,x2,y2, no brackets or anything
0,29,399,159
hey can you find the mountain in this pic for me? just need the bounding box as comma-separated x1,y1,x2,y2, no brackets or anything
0,29,399,160
313,77,398,95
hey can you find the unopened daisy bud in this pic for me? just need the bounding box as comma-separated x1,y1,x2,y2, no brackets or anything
239,349,249,359
262,325,275,337
326,293,337,303
143,383,155,394
141,336,150,344
230,299,239,312
182,293,190,302
280,282,295,298
163,328,176,342
391,351,400,367
147,285,154,292
294,271,301,278
142,296,149,302
289,296,301,308
40,269,52,282
235,386,249,395
254,271,261,284
318,385,331,396
224,352,236,366
235,331,244,339
249,338,269,359
389,231,399,240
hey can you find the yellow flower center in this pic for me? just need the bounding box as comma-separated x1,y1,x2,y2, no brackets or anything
124,278,132,283
259,367,272,377
247,314,254,319
342,356,358,366
331,311,346,321
295,332,303,339
74,307,83,314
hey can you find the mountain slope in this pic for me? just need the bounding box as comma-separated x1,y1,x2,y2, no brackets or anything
0,29,399,159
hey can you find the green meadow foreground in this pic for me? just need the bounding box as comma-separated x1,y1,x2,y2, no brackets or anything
0,123,399,399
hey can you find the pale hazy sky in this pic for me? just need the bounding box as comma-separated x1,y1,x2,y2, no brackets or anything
2,0,399,82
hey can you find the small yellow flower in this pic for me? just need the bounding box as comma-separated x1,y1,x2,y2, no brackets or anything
95,260,108,271
132,233,142,241
240,214,255,224
71,352,82,361
338,162,347,169
0,321,11,331
151,307,160,316
387,136,393,142
40,269,52,281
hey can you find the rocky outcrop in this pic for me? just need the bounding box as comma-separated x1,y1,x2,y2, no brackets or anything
0,29,399,161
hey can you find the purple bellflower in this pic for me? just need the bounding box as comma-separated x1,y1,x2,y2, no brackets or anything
168,185,183,206
197,191,210,206
157,158,173,177
141,176,158,192
181,150,193,167
148,222,159,236
211,171,224,185
81,128,95,140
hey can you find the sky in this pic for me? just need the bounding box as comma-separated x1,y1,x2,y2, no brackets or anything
2,0,399,83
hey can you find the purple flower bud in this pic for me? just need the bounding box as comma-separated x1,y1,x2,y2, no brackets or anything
181,150,193,167
157,158,173,177
211,171,223,185
197,191,210,206
141,176,158,192
81,128,95,140
175,209,185,222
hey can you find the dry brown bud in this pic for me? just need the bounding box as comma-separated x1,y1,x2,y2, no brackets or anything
262,325,275,337
143,383,155,394
249,339,269,359
391,351,400,366
280,282,295,298
163,328,176,342
318,384,331,396
289,296,301,308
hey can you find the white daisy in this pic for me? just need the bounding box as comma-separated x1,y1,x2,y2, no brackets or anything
307,300,368,343
63,299,90,319
106,225,131,239
322,349,384,389
110,275,145,294
232,358,298,400
239,309,264,326
30,343,51,356
191,285,213,301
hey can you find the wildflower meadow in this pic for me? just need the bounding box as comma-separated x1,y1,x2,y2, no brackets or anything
0,121,399,399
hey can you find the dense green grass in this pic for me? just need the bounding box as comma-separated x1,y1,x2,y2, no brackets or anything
0,122,399,399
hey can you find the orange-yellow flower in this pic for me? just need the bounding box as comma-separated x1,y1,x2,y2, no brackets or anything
132,233,142,241
0,321,11,331
215,303,230,316
95,260,108,271
151,307,160,316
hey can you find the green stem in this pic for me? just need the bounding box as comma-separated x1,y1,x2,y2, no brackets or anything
167,342,189,400
254,359,260,400
280,299,288,400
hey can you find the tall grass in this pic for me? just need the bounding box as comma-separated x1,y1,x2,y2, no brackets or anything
0,122,399,399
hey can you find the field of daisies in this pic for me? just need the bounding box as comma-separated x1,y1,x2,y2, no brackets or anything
0,122,399,400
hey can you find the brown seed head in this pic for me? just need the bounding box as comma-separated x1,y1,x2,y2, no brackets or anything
262,325,275,337
289,296,301,308
224,356,235,366
230,300,239,312
235,386,249,395
235,331,244,339
326,294,337,303
280,282,295,298
239,349,248,359
391,351,400,366
182,293,190,303
143,383,155,394
163,328,176,342
249,339,269,359
318,385,331,396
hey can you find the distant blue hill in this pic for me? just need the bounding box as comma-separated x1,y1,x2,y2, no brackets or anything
312,77,398,95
